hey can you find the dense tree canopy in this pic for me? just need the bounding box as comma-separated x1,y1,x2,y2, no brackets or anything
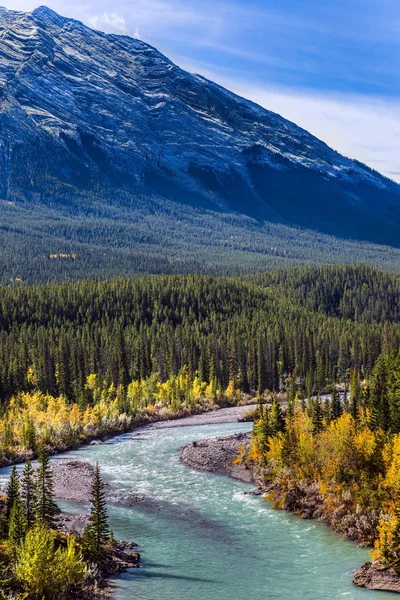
0,266,399,405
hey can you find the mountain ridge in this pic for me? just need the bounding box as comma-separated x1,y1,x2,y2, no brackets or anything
0,5,400,252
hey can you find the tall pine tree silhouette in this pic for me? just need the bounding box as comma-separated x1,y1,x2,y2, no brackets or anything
8,496,26,549
6,466,20,522
34,448,58,528
21,460,35,529
84,462,109,555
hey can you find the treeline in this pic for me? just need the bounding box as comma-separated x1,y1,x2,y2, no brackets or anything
0,371,224,464
0,267,400,403
248,264,400,323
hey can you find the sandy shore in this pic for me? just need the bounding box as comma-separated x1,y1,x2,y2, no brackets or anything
141,405,255,430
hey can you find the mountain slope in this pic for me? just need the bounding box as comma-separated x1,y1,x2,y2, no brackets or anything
0,6,400,248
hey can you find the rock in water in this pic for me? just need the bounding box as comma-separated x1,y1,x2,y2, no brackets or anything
353,561,400,593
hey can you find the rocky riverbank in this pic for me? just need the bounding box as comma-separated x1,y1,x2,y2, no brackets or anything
181,432,379,544
50,460,141,596
0,403,256,470
353,561,400,592
181,431,400,594
181,432,253,483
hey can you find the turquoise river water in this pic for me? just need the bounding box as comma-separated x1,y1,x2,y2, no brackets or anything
1,420,397,600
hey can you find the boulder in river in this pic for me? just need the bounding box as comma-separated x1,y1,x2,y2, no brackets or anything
353,561,400,592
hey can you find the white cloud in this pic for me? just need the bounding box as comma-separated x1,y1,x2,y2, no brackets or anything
88,12,127,34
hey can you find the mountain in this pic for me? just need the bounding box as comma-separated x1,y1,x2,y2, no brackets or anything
1,5,400,285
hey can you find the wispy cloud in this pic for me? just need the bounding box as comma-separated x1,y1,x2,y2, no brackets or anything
88,12,126,34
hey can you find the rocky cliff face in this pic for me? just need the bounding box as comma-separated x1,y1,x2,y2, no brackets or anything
1,6,400,245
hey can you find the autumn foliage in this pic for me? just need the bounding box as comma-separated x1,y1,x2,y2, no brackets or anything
249,354,400,563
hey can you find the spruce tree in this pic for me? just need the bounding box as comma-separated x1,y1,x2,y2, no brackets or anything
270,397,285,435
370,355,390,432
84,463,109,555
34,448,58,528
323,396,332,425
331,385,342,420
6,466,20,522
350,369,362,423
21,461,35,529
312,396,324,434
254,405,272,453
8,497,26,550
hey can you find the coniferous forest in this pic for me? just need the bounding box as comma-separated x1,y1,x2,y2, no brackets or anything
1,264,399,405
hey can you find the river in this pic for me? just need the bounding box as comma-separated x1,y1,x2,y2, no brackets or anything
1,419,397,599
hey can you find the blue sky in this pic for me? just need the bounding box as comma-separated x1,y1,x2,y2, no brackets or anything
3,0,400,181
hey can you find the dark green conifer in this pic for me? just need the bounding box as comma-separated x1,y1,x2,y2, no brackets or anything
270,397,285,435
34,448,58,528
6,466,19,522
21,460,35,529
8,497,26,549
312,396,324,434
331,385,342,420
84,462,110,555
350,369,362,422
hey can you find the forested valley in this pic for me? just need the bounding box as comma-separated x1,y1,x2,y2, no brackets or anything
0,264,398,463
3,197,400,286
0,263,400,593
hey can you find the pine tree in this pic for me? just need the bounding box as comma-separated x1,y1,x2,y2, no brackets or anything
254,405,272,453
21,461,36,529
6,466,20,522
369,355,390,431
270,397,285,435
8,497,27,550
350,369,362,423
84,463,109,555
254,393,264,421
34,448,58,528
312,396,324,434
331,385,342,420
323,396,332,425
286,377,296,419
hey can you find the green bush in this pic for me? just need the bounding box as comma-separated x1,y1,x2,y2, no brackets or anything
14,526,86,599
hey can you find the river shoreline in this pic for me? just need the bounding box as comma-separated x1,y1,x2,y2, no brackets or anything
6,407,394,596
0,404,255,470
181,432,253,483
26,411,396,599
180,431,400,595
